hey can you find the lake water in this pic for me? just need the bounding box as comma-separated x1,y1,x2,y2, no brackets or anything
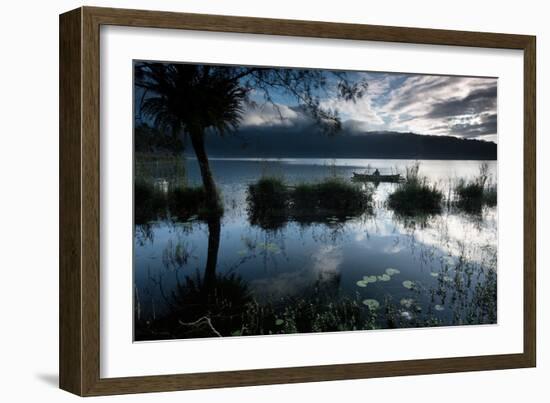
134,158,497,340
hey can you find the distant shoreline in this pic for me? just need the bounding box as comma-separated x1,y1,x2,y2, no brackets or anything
194,130,497,161
184,156,498,161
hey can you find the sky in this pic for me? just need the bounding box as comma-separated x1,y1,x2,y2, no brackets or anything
240,70,497,143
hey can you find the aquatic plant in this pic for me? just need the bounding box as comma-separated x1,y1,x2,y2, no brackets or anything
454,162,497,212
357,274,378,288
388,163,443,216
247,176,372,230
246,177,291,230
454,180,484,213
134,178,223,227
400,298,415,308
357,269,399,289
385,268,400,276
363,275,378,283
362,299,380,311
402,280,416,290
401,311,413,321
483,185,497,207
292,178,372,214
247,177,290,213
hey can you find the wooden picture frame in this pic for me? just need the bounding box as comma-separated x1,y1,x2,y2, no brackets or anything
59,6,536,396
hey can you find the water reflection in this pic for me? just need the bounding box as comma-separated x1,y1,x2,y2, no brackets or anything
134,159,497,340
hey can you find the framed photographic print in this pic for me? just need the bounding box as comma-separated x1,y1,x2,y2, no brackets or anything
59,6,536,396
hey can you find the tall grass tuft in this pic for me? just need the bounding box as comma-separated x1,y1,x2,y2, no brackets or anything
388,162,443,216
134,180,167,225
134,181,222,225
247,176,372,229
293,178,371,213
246,177,290,230
454,162,497,212
247,177,290,213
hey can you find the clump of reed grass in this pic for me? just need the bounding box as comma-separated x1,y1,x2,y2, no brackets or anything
134,181,222,225
454,162,497,212
247,177,290,213
134,180,167,225
293,178,371,213
388,163,443,216
246,176,372,229
483,185,497,207
246,177,290,230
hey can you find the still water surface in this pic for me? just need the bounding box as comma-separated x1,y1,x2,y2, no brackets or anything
134,158,497,338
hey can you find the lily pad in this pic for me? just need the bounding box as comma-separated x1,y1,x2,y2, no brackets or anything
356,280,368,288
443,276,452,282
400,298,415,308
430,272,439,277
275,318,284,326
434,304,445,311
402,280,415,290
362,299,380,311
401,311,412,320
363,275,378,284
385,268,401,276
377,274,391,282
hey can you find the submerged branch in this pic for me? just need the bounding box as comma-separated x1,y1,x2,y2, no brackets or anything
178,316,223,338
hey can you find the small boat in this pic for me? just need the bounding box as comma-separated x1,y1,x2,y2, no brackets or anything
352,172,402,183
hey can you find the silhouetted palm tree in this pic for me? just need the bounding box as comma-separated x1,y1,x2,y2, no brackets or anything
137,64,247,212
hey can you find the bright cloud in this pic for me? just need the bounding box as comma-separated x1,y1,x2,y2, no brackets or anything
240,70,497,142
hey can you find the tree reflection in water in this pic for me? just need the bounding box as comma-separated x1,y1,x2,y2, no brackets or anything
135,213,382,340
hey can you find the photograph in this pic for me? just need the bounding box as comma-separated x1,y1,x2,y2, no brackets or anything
132,61,498,341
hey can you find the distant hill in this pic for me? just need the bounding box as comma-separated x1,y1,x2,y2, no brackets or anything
193,127,497,160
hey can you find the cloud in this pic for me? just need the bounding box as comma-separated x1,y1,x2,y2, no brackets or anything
320,96,386,132
238,71,497,142
241,103,310,127
425,86,497,119
374,74,497,140
447,113,497,139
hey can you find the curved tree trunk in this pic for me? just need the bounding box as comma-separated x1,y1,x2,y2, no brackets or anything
189,129,221,215
189,129,222,293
